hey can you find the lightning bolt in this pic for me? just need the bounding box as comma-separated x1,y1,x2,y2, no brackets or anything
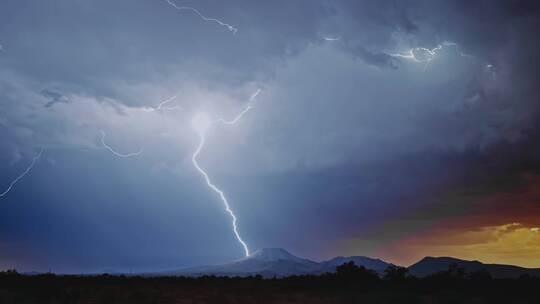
100,130,143,158
388,41,472,70
0,148,43,198
191,89,261,257
141,95,180,113
165,0,238,34
212,89,261,125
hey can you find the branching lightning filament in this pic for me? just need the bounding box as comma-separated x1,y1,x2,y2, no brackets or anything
190,89,262,257
0,148,43,198
100,130,143,158
165,0,238,34
388,41,472,70
142,95,180,113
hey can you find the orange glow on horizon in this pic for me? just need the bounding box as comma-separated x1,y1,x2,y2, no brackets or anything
374,223,540,268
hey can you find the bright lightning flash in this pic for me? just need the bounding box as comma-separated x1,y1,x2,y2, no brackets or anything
190,89,261,257
142,95,180,113
100,130,143,158
165,0,238,34
388,41,472,70
0,148,43,198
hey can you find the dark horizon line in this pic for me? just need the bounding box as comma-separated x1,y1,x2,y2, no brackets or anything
3,253,540,276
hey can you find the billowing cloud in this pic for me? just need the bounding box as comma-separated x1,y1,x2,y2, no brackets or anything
0,0,539,272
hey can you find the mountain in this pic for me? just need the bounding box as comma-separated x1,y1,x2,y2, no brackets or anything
147,251,540,279
164,248,319,277
159,248,393,278
409,256,540,279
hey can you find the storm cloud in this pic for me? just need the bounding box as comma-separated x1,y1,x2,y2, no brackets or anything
0,0,539,272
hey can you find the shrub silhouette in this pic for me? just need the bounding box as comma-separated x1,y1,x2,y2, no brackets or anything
335,261,380,288
383,265,409,281
0,265,539,303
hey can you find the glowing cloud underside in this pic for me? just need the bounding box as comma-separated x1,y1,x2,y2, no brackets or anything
165,0,238,34
0,148,43,198
191,89,261,257
100,130,143,158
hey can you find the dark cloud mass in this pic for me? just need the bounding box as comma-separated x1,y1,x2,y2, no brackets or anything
41,89,70,108
0,0,539,272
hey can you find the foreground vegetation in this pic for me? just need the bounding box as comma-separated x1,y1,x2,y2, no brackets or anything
1,262,539,303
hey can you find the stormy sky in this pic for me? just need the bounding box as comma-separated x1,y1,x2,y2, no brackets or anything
1,0,539,273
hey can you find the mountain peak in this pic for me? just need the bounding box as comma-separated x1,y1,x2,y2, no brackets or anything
408,256,540,279
248,248,304,262
156,248,393,278
415,256,482,265
323,256,392,274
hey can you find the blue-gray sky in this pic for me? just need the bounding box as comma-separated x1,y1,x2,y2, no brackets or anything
1,0,540,273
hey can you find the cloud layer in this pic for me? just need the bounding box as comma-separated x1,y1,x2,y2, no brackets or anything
0,0,539,272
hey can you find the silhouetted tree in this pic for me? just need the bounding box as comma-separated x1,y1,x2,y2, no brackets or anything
335,261,379,288
383,265,409,281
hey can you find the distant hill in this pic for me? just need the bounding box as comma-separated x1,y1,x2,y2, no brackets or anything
408,256,540,279
149,249,540,279
155,248,393,278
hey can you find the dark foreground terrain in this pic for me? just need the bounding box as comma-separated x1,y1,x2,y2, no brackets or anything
1,263,539,304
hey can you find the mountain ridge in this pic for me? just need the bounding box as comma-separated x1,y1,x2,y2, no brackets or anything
156,248,392,278
148,249,540,279
409,256,540,279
